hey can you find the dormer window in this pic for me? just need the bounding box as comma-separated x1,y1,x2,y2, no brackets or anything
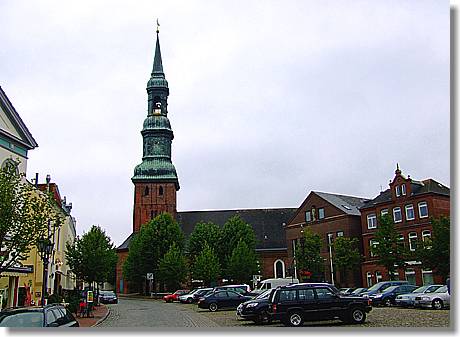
401,184,406,196
318,208,325,220
305,211,311,223
395,185,401,197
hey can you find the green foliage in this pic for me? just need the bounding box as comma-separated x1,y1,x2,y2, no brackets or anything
296,227,324,281
416,216,450,282
122,213,185,290
158,243,188,291
371,215,408,279
333,236,362,285
191,243,221,287
226,240,259,284
0,159,62,275
219,215,256,275
187,221,222,263
65,225,118,285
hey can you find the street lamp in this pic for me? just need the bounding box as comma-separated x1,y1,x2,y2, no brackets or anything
37,235,54,306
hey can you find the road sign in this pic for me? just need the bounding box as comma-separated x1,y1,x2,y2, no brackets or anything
147,273,154,280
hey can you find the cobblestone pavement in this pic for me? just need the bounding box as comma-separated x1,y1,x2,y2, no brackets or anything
178,303,451,328
97,298,450,328
97,298,219,328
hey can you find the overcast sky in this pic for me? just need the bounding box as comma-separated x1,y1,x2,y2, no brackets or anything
1,1,450,246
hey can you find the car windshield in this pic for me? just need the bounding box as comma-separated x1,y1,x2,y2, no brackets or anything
366,283,385,292
382,286,399,293
255,289,272,299
351,288,366,294
434,285,447,293
0,312,44,327
412,286,430,293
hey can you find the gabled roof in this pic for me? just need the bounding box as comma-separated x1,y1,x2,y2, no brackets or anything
0,86,38,150
314,191,370,216
360,178,450,209
117,207,297,251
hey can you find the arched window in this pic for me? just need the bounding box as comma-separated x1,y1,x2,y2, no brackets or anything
159,186,164,196
274,259,285,279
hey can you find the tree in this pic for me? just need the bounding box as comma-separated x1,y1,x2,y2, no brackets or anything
333,236,362,287
0,159,62,275
191,243,221,287
187,221,222,263
65,225,118,288
371,215,408,279
158,243,188,291
226,240,259,284
219,215,256,274
296,227,324,282
122,213,185,293
416,216,450,282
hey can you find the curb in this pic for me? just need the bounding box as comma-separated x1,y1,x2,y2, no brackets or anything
93,305,110,327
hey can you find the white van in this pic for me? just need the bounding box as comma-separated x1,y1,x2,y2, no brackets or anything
253,278,299,294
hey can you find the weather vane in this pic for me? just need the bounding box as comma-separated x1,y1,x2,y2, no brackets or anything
156,18,160,34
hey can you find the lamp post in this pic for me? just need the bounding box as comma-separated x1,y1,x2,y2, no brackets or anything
37,235,54,306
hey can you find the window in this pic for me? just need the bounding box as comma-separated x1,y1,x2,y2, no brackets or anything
375,271,383,283
369,239,379,257
227,291,240,298
418,202,428,218
397,234,405,248
393,207,402,223
215,292,227,298
367,213,377,229
391,272,400,281
315,287,335,300
274,259,285,279
422,270,434,286
405,269,416,285
401,184,406,196
305,211,311,223
381,209,389,217
366,272,373,287
422,230,431,241
298,289,315,300
408,232,417,251
318,208,325,219
336,231,344,237
144,186,149,196
405,204,415,220
150,210,156,219
159,186,164,196
279,290,297,302
395,185,401,197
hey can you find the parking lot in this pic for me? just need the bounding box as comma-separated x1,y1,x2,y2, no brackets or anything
175,302,450,328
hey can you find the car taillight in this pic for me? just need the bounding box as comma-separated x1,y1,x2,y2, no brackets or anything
272,304,277,313
368,299,371,306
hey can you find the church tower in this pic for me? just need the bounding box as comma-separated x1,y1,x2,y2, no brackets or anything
131,27,180,232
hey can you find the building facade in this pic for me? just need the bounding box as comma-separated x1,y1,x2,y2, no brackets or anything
359,166,450,287
285,191,369,288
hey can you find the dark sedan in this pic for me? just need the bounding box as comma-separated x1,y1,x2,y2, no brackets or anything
192,288,214,303
198,290,252,312
237,289,275,324
98,290,118,304
0,304,79,327
369,284,418,306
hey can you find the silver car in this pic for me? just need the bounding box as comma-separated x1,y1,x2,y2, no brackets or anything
395,284,443,307
413,285,450,310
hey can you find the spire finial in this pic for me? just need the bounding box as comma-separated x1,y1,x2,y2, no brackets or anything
156,18,160,34
395,163,401,175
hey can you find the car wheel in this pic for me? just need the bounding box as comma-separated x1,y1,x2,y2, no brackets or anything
287,310,304,327
255,310,272,325
349,307,366,324
384,298,392,307
209,303,218,312
432,299,443,310
187,298,193,304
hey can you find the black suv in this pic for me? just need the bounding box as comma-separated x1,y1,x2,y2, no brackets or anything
268,283,372,327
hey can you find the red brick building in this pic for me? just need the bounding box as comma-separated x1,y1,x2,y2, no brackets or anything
285,191,369,288
359,165,450,287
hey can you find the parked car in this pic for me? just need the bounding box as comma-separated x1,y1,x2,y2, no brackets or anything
192,288,214,303
213,284,252,296
163,290,189,303
0,304,79,327
339,288,355,295
237,289,275,324
198,290,253,312
369,284,418,306
395,284,443,307
414,285,450,310
360,281,408,298
179,288,201,303
98,290,118,304
268,283,372,327
350,287,368,296
251,278,299,295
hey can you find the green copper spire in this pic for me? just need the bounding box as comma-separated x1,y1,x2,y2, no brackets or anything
132,24,179,190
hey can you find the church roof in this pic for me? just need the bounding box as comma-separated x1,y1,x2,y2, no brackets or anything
117,207,297,251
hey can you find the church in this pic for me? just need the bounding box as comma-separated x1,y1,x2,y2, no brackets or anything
115,29,295,294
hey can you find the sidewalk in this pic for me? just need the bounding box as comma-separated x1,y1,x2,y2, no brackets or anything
75,304,109,327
